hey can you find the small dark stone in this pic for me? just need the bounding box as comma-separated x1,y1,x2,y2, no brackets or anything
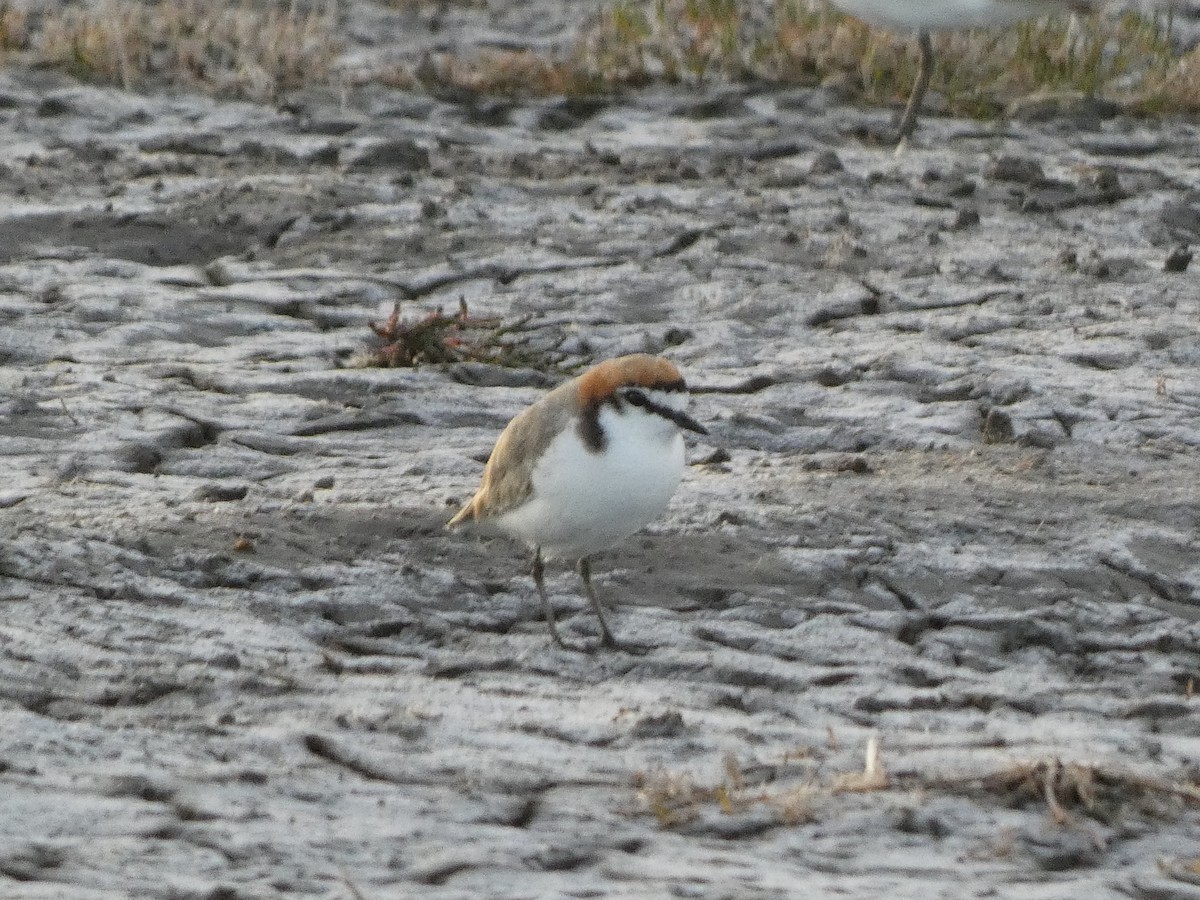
747,139,804,162
237,141,300,164
138,132,224,155
536,106,583,131
409,855,475,885
299,117,361,136
809,150,843,175
308,144,341,166
1067,349,1135,370
473,796,537,828
464,100,514,126
679,809,778,840
36,97,72,117
698,448,732,465
1074,250,1136,279
1125,700,1191,719
663,327,693,346
892,807,947,838
106,774,176,802
630,710,685,739
192,483,249,502
1084,166,1125,201
1018,425,1065,449
674,94,747,119
510,154,536,177
526,845,595,871
730,374,777,394
346,139,430,171
1164,245,1192,273
1020,188,1078,214
816,366,849,387
116,443,163,474
981,408,1015,444
985,155,1046,185
944,178,976,198
917,381,975,403
952,207,980,230
1027,829,1102,872
834,454,870,474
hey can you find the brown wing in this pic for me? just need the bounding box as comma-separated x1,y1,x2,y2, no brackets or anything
446,379,578,527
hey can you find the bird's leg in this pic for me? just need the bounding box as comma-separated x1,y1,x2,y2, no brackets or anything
897,29,933,143
578,557,618,649
532,548,566,648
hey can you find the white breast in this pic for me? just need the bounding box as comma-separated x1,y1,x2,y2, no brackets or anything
493,404,686,560
830,0,1072,30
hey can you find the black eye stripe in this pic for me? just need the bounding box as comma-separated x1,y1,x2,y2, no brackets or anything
623,388,649,407
614,388,707,435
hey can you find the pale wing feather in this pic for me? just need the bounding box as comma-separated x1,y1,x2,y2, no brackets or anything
447,379,579,527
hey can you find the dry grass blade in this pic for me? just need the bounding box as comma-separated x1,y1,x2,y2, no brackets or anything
369,48,604,98
635,745,1200,833
10,0,340,100
362,0,1194,119
10,0,1195,115
359,300,565,371
633,769,704,826
772,783,817,825
635,741,864,828
926,758,1200,824
1042,762,1070,825
1157,856,1200,886
832,733,888,793
634,756,766,825
0,4,32,51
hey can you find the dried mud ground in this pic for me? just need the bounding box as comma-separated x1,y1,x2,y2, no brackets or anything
2,32,1200,900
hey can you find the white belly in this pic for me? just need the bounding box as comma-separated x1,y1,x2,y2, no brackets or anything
494,406,686,560
830,0,1074,30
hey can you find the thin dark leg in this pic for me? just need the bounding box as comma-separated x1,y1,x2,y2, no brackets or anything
897,29,933,142
532,548,566,648
578,557,618,649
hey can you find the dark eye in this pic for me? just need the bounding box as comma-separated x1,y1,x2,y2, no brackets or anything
623,388,648,406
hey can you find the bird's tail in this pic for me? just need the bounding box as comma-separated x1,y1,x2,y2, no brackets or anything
446,498,479,530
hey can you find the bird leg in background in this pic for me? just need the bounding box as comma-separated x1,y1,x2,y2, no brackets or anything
531,548,567,648
578,556,618,649
898,29,934,141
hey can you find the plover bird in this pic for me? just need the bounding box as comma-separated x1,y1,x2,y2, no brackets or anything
829,0,1098,140
448,354,707,650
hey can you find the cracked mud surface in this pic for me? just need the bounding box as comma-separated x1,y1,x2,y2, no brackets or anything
2,8,1200,898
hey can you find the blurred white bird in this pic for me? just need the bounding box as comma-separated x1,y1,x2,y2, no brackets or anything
829,0,1100,140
